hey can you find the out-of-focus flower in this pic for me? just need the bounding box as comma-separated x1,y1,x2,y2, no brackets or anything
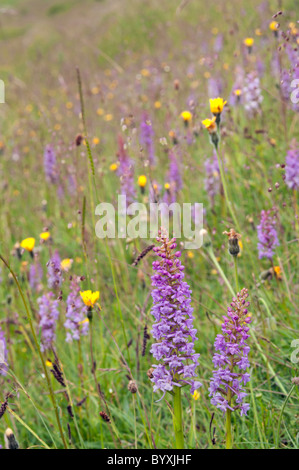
243,37,254,49
60,258,73,272
202,117,217,133
47,251,63,289
65,278,89,342
117,136,136,206
40,231,51,242
243,72,263,117
209,288,251,417
180,110,192,123
44,145,58,184
140,114,156,166
204,151,221,206
150,230,202,399
138,175,147,188
193,390,200,400
109,163,118,172
20,237,35,252
80,290,100,308
269,21,279,33
0,326,8,375
29,262,43,291
285,140,299,190
38,292,60,352
257,208,279,259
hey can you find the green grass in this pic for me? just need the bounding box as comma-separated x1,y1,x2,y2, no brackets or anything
0,0,298,450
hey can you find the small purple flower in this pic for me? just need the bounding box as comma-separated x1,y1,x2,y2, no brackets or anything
29,262,43,292
257,208,280,259
140,114,156,166
117,136,136,206
44,145,58,184
285,140,299,190
150,231,201,399
204,151,221,206
64,277,89,342
38,292,60,352
0,326,8,376
163,150,182,204
209,289,251,417
47,251,63,289
243,72,263,117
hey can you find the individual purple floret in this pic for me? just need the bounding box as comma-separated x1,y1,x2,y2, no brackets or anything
209,288,251,417
140,114,156,166
47,251,63,289
285,140,299,190
0,326,8,376
29,262,43,292
117,136,136,206
38,292,60,352
257,208,280,259
150,230,202,400
204,151,221,207
64,277,89,342
44,144,58,184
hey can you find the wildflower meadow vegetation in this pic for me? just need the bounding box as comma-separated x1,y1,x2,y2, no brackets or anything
0,0,298,451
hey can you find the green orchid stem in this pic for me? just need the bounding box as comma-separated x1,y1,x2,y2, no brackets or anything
234,257,239,293
173,386,184,449
225,404,232,449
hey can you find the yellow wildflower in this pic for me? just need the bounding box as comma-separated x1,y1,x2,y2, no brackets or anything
46,360,53,367
269,21,279,32
209,97,227,114
180,110,192,122
154,101,161,109
138,175,147,187
193,390,200,400
40,231,51,241
92,137,100,145
20,237,35,252
61,258,73,272
164,182,170,190
202,116,217,133
80,290,100,307
243,37,254,47
109,163,118,172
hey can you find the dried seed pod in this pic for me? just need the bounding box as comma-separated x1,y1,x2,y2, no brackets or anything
128,380,138,393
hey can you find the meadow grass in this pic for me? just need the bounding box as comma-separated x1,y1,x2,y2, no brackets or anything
0,0,298,450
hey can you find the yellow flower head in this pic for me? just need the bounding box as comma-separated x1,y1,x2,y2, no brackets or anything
164,182,170,190
80,290,100,307
243,37,254,47
92,137,100,145
61,258,73,272
273,266,282,279
193,390,200,400
46,360,53,367
109,163,119,172
154,101,161,109
202,116,217,133
180,110,192,122
234,89,242,96
20,237,35,252
209,97,227,114
40,231,51,241
138,175,147,187
269,21,279,32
